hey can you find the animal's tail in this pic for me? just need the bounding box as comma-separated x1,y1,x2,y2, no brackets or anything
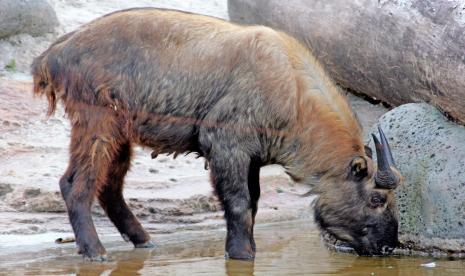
31,53,58,116
31,31,76,116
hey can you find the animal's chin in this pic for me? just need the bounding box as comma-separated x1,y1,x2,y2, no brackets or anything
320,230,356,254
353,247,383,257
321,230,387,256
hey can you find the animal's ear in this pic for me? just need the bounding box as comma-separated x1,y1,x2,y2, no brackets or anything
364,145,373,159
348,157,368,181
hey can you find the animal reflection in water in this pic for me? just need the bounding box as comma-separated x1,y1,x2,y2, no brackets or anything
49,223,414,276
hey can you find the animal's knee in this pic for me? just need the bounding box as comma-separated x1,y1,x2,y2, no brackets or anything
227,199,253,223
59,169,75,200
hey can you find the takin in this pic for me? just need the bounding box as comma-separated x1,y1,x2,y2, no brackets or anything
31,8,403,261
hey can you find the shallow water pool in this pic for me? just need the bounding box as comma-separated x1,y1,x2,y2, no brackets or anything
0,219,463,275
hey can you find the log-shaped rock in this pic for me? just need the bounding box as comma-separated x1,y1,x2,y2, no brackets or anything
228,0,465,124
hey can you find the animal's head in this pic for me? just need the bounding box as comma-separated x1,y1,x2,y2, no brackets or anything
313,127,403,256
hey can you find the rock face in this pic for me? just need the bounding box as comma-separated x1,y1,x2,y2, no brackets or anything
0,0,58,38
370,103,465,256
228,0,465,124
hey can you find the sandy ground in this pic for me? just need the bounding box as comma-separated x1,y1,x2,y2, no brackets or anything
0,0,387,250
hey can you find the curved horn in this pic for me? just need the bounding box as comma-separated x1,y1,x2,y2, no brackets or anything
378,126,396,167
372,127,399,189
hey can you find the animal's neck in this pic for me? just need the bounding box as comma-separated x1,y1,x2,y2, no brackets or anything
276,60,364,185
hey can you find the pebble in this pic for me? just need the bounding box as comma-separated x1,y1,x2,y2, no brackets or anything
420,262,436,268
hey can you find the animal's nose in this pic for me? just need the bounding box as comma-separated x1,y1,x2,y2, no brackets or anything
381,245,394,255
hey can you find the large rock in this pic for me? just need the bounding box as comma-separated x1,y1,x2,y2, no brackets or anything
370,103,465,256
0,0,58,38
228,0,465,124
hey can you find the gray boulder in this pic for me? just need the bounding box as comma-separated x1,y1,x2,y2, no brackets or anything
0,0,58,38
228,0,465,124
369,103,465,256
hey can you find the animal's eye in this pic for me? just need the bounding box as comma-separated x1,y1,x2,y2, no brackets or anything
369,193,386,208
372,197,381,204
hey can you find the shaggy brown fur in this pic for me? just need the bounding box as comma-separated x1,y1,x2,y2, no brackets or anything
32,8,400,260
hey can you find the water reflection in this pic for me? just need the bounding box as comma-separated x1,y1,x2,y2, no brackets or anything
0,220,464,275
225,260,255,276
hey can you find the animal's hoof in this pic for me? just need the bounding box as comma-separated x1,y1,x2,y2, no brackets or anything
135,240,156,248
224,251,255,260
83,254,108,262
225,237,255,260
78,244,107,262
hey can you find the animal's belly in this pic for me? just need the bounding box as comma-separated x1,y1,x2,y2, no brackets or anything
133,112,200,156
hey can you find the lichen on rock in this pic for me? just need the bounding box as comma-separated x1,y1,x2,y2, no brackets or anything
367,103,465,257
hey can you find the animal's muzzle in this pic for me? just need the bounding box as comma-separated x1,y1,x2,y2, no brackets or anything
381,245,395,255
354,240,397,256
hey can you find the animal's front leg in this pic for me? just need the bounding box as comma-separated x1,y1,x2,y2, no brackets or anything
209,148,255,260
248,161,261,252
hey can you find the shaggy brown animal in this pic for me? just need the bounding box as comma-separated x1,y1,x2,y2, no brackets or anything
32,8,402,261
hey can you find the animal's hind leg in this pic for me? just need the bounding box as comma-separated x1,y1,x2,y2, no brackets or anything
59,138,109,261
59,108,126,261
97,142,153,248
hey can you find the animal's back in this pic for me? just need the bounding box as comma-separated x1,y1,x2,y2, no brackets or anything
34,9,289,113
32,8,308,156
33,9,303,151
